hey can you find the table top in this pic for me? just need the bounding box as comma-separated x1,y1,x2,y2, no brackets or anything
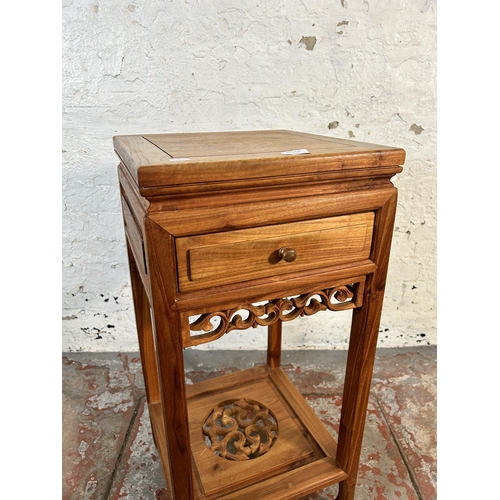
113,129,405,191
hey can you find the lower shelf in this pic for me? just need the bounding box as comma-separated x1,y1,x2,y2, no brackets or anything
149,365,347,500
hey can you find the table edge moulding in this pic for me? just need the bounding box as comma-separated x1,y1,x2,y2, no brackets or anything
113,129,406,500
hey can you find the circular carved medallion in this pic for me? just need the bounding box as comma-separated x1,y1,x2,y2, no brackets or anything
202,398,279,460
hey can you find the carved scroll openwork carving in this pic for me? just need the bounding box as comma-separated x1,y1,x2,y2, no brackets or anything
203,399,279,461
188,278,364,346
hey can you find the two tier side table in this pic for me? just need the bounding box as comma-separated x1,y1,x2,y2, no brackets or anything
113,129,405,500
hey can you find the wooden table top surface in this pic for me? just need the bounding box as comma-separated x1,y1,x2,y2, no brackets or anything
113,129,406,190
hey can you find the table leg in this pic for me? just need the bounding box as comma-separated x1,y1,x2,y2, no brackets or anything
335,283,384,500
267,320,282,368
126,241,161,406
335,190,398,500
145,219,195,500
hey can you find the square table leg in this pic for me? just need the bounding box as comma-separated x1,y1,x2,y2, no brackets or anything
335,190,398,500
267,320,283,368
145,218,196,499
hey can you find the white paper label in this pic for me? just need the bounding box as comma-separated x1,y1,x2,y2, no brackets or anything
169,158,191,162
281,149,310,155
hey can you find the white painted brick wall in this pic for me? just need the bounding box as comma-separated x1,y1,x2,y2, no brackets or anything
62,0,436,352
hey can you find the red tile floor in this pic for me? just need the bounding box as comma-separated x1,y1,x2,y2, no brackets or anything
62,347,436,500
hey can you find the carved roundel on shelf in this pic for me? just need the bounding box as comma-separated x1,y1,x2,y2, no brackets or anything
202,399,279,461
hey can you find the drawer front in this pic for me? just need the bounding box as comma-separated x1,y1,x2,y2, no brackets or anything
176,212,374,292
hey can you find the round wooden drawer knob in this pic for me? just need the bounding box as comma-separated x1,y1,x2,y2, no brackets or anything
278,246,297,263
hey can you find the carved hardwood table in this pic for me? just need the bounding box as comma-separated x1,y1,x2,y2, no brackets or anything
114,130,405,500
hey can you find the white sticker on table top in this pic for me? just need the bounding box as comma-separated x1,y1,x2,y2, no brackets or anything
169,157,191,161
280,149,310,155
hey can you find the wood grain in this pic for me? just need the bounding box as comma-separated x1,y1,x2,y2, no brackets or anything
269,368,339,459
151,186,394,237
122,196,147,278
335,190,399,500
149,400,174,496
173,263,377,314
138,167,402,200
186,281,363,348
144,218,194,499
115,129,405,499
118,161,150,215
217,458,346,500
183,365,346,499
114,130,405,189
176,212,374,292
267,321,282,369
126,243,160,405
151,365,347,499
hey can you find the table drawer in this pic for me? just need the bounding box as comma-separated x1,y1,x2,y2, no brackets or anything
175,212,374,292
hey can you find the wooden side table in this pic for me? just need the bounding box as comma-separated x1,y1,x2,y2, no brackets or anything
114,130,405,500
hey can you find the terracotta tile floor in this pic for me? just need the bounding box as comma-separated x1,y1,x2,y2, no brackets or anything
62,347,436,500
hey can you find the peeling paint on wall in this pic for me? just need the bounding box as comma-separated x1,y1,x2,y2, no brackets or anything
299,36,317,50
410,123,424,135
336,20,349,35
